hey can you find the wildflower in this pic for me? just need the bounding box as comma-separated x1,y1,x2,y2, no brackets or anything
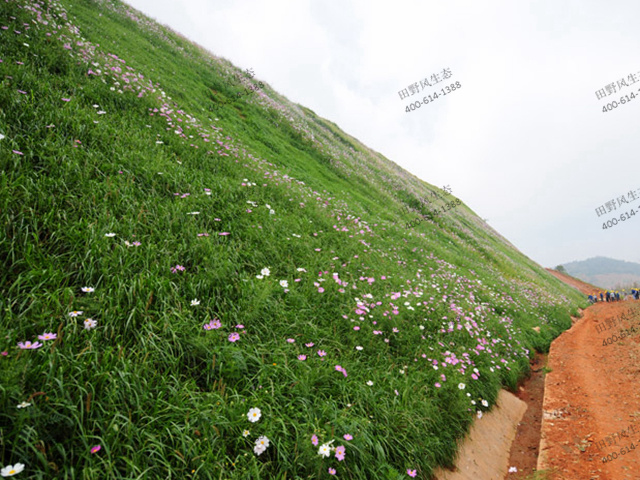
236,324,244,329
328,467,336,475
458,383,466,390
366,380,373,386
335,445,346,461
187,212,200,215
254,435,269,455
355,346,363,350
481,399,489,407
1,352,7,356
335,365,347,377
395,390,399,396
1,464,25,477
190,299,200,306
508,466,517,473
84,318,97,330
17,401,31,408
311,434,319,446
81,287,94,293
261,267,271,276
305,342,314,348
228,332,240,342
203,319,221,330
255,275,264,279
0,133,4,141
297,355,307,361
477,411,483,419
247,408,261,423
287,338,295,343
279,280,288,288
318,444,331,457
90,445,101,454
104,233,116,237
69,310,83,317
317,350,326,357
170,265,185,273
297,267,307,272
407,469,417,477
17,341,42,349
243,430,250,437
37,332,56,341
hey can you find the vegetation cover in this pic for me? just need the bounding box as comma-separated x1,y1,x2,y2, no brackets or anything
0,0,585,478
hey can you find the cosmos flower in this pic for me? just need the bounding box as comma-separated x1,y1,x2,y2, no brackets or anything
84,319,97,330
286,338,295,343
279,280,288,288
37,332,56,341
297,355,307,361
69,310,83,317
90,445,101,454
228,332,240,342
335,445,345,461
481,399,489,407
343,434,353,441
477,411,483,419
203,319,221,330
190,299,200,306
366,380,373,386
311,434,319,446
328,468,336,475
17,401,31,408
458,383,466,390
104,233,116,237
254,436,269,455
81,287,94,293
407,469,417,477
247,408,261,423
261,267,271,276
317,350,326,357
243,430,250,437
17,341,42,349
508,466,518,473
1,463,25,477
318,444,331,457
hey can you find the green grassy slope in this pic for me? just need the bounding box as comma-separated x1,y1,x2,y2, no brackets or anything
0,0,585,478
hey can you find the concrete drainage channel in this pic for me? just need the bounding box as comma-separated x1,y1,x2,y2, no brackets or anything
432,353,548,480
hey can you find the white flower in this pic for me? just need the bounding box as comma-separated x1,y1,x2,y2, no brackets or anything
458,383,466,390
187,212,200,215
269,209,275,215
477,411,483,419
242,430,250,437
84,318,97,330
247,407,261,423
481,399,489,407
254,436,269,455
399,369,405,375
17,401,31,409
1,463,25,477
279,280,288,288
508,466,517,473
81,287,94,293
156,141,163,144
0,133,5,141
419,325,425,330
297,268,307,272
97,110,106,115
366,380,373,386
261,267,271,277
190,299,200,306
105,233,116,237
355,346,363,351
318,444,331,457
255,275,264,280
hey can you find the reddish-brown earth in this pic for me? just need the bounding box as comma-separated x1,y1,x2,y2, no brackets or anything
532,270,640,480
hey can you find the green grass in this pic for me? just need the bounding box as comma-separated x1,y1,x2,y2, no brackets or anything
0,0,588,478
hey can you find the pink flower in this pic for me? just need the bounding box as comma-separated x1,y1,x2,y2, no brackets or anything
1,351,8,356
328,467,336,475
12,150,23,155
37,332,57,341
61,98,71,102
287,338,295,343
353,326,360,331
335,445,345,461
343,434,353,441
203,319,221,330
297,355,307,361
235,324,244,329
311,434,318,446
317,350,326,357
218,232,230,236
18,341,42,349
228,332,240,342
407,469,417,477
91,445,102,454
305,342,314,347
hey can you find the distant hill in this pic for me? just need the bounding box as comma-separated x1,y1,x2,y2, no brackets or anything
561,257,640,289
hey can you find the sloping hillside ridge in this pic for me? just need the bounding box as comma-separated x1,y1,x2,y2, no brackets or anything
0,0,586,478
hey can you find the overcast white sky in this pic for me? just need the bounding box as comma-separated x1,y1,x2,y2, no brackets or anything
124,0,640,268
